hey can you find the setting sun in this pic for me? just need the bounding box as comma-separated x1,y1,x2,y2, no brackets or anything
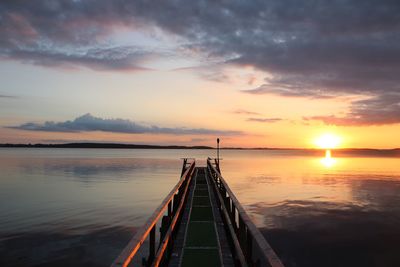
314,133,341,149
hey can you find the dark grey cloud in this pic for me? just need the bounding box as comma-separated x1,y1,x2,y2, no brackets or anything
131,0,400,125
8,113,242,135
242,76,339,99
6,46,153,71
0,1,164,70
2,1,400,124
0,94,17,98
247,117,282,123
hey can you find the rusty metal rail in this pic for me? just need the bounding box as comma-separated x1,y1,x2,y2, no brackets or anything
207,158,285,267
111,159,196,267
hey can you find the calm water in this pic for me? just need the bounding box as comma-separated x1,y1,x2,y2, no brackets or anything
0,148,399,267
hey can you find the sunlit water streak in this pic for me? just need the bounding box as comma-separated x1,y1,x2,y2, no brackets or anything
0,148,399,267
320,149,337,167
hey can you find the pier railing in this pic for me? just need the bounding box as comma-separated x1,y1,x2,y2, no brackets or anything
207,158,284,267
111,159,196,267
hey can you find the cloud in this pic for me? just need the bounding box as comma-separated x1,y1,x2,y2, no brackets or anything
8,113,242,135
2,1,400,123
305,94,400,126
5,46,154,71
0,94,17,98
135,0,400,125
247,117,282,123
233,109,283,123
0,2,175,71
242,76,339,99
232,109,261,116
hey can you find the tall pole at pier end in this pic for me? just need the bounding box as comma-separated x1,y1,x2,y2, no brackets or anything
217,138,220,171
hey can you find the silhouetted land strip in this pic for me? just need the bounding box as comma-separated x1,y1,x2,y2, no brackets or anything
0,143,212,149
1,143,399,157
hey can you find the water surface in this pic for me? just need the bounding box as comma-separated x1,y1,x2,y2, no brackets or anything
221,150,400,267
0,148,399,266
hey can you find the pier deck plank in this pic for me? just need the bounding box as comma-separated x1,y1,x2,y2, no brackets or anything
168,167,234,267
114,160,282,267
181,168,221,267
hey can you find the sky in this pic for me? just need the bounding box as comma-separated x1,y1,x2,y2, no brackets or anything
1,0,400,148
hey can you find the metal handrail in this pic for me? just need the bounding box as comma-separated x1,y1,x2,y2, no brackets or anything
207,165,248,267
207,158,284,267
111,159,196,267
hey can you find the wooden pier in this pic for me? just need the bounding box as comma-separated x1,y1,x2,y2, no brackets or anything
111,158,284,267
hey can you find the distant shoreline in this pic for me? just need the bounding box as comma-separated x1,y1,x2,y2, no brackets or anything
0,143,212,149
0,143,399,157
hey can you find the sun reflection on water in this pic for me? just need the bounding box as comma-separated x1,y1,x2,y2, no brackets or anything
320,149,337,168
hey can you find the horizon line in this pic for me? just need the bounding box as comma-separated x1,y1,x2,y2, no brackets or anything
0,142,399,151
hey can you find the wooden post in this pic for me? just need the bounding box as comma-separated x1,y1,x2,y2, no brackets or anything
217,138,220,169
148,226,156,266
181,158,187,176
173,194,178,213
246,230,253,264
168,202,172,217
231,204,237,232
239,215,246,251
159,215,170,248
